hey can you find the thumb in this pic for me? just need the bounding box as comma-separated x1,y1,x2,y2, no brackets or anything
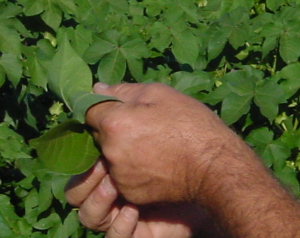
93,82,150,102
93,82,110,95
86,82,144,132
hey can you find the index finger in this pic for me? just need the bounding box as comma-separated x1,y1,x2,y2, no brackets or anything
65,159,108,207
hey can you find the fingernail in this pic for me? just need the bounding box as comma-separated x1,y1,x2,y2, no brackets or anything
94,82,109,89
121,206,138,219
100,175,116,195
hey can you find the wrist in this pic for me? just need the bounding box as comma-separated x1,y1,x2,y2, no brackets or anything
193,133,300,237
196,134,266,205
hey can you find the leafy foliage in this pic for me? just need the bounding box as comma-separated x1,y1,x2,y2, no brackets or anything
1,0,300,237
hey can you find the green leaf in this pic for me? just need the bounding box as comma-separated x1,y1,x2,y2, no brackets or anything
262,36,278,59
48,33,117,122
108,0,129,13
24,188,40,224
0,53,22,87
148,22,172,52
72,92,117,123
227,75,255,96
262,141,290,170
20,0,44,16
0,194,31,237
0,122,22,141
266,0,285,11
207,30,228,62
120,38,150,79
281,130,300,149
176,0,198,22
48,34,93,110
52,210,80,238
0,64,5,88
27,56,47,89
171,71,213,95
33,213,60,230
36,39,56,60
226,9,250,49
66,25,93,57
56,0,78,15
30,119,99,175
0,2,22,19
76,0,110,30
254,80,285,121
221,93,252,125
246,127,274,167
247,127,290,170
0,195,19,237
121,38,150,60
0,137,31,162
274,166,299,196
37,175,53,213
97,49,126,84
41,4,62,31
172,29,199,65
280,63,300,98
0,23,21,56
51,174,70,203
83,38,116,64
280,33,300,64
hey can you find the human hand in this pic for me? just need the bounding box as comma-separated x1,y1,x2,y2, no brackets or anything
65,160,223,238
86,83,243,204
85,83,241,204
74,82,300,238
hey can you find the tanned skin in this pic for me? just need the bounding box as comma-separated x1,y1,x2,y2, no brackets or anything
65,83,300,238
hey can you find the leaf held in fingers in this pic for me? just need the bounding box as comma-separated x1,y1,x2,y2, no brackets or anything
30,119,99,175
72,92,117,123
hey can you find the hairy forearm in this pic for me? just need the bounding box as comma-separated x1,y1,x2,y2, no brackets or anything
197,137,300,237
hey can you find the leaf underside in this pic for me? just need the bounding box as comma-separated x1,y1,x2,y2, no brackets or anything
30,120,100,175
